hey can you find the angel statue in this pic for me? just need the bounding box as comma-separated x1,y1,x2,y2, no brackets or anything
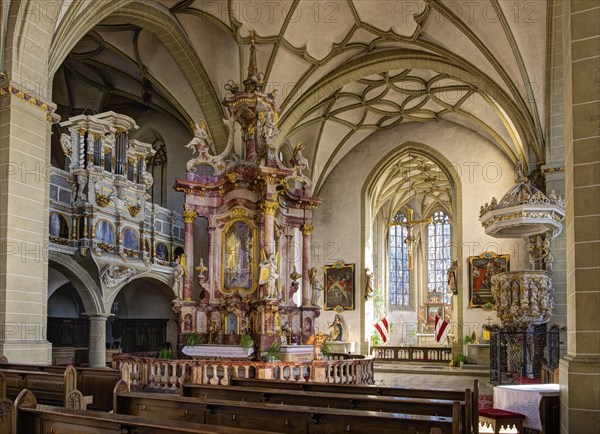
185,120,213,172
291,141,310,176
259,251,279,299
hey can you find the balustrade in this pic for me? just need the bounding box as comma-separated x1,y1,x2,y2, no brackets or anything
371,346,452,363
113,353,374,391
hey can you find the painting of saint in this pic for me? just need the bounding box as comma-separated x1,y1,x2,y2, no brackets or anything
96,220,115,245
122,227,139,251
49,213,70,240
324,262,355,311
469,252,509,308
223,220,254,291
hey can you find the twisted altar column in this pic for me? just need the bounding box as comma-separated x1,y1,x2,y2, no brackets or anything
301,224,313,306
182,210,197,301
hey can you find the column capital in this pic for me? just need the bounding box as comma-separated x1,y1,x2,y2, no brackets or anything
261,201,279,216
84,313,113,320
301,224,314,236
182,210,197,223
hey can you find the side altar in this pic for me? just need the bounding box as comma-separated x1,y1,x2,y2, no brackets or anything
172,35,321,358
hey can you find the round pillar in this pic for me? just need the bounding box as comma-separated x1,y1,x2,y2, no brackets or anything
86,314,111,368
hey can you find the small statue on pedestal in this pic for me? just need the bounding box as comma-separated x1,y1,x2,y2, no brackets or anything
172,254,186,299
364,267,374,299
309,267,324,306
328,314,343,342
447,260,458,295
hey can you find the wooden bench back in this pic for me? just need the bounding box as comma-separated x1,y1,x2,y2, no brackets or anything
14,389,279,434
115,384,460,434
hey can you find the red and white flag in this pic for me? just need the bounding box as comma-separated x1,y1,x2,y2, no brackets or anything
434,315,450,344
374,317,390,343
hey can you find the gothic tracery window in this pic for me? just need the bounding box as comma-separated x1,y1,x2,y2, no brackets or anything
389,212,410,307
427,210,451,304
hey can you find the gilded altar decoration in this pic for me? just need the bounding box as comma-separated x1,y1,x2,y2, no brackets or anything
182,210,197,223
128,204,141,217
95,192,110,207
222,219,257,293
173,32,322,352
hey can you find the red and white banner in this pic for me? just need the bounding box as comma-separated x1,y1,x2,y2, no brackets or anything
374,317,390,343
434,315,450,344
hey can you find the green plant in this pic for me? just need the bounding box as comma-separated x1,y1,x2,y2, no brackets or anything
265,341,281,361
240,334,254,350
185,332,201,346
370,329,382,347
453,354,468,366
321,342,332,359
464,335,473,345
158,348,173,359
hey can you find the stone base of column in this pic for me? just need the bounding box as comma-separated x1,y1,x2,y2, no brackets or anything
0,341,52,365
559,355,600,433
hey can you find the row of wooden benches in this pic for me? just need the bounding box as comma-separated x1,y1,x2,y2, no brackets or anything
0,359,480,434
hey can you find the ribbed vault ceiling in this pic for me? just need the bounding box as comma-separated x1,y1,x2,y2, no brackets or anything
50,0,547,194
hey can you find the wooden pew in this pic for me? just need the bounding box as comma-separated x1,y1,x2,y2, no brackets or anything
14,389,279,434
0,366,93,410
114,381,461,434
229,377,478,434
182,382,464,417
0,371,16,434
0,360,120,411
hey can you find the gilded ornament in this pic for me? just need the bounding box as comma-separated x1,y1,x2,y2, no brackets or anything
182,210,197,223
95,193,110,207
301,224,314,236
227,173,238,183
128,204,141,217
232,208,247,219
261,201,278,215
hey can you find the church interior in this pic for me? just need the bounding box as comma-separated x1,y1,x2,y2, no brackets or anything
0,1,598,433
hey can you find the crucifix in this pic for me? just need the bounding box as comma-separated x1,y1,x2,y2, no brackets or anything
388,209,432,270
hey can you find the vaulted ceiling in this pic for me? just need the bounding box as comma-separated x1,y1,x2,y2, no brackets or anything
50,0,547,193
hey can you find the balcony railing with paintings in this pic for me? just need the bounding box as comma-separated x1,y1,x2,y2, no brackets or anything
49,166,184,268
113,352,375,393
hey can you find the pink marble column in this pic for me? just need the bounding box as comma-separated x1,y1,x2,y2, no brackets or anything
261,201,278,255
301,224,313,306
182,210,196,301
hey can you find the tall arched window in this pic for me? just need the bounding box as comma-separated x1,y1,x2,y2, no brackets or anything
389,212,410,307
427,211,451,304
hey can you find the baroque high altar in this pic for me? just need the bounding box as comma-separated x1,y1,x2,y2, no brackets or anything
172,35,321,354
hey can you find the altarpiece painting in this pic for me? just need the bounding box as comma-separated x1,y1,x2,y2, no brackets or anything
223,220,256,293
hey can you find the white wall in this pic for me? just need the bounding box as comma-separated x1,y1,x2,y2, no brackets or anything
312,119,527,354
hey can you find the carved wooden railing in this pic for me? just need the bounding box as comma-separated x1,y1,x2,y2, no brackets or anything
371,346,452,363
114,353,374,392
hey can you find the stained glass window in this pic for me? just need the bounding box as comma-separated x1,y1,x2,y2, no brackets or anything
389,213,410,306
427,211,451,304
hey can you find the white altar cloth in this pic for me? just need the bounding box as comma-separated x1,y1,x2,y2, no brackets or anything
182,345,253,359
493,383,559,430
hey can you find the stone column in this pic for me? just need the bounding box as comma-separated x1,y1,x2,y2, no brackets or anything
182,210,197,301
559,1,600,432
301,224,313,306
86,314,110,368
0,85,54,364
261,201,278,255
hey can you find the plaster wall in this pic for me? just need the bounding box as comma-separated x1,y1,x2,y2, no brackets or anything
313,119,529,354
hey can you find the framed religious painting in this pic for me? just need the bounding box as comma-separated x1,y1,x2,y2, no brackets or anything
468,252,509,309
324,262,355,311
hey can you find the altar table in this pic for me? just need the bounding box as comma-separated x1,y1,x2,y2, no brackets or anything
182,345,254,359
493,383,559,432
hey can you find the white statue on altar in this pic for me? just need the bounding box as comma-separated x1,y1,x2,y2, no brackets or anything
185,121,213,172
259,253,279,299
172,254,187,299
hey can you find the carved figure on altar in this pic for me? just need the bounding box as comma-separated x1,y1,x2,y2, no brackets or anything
172,254,187,299
224,221,254,291
364,267,374,299
185,121,213,172
309,267,324,306
259,252,279,299
291,141,310,176
73,174,87,204
328,314,343,341
447,260,458,295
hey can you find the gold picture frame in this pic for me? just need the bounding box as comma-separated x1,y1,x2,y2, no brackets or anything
324,262,355,311
468,251,509,309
